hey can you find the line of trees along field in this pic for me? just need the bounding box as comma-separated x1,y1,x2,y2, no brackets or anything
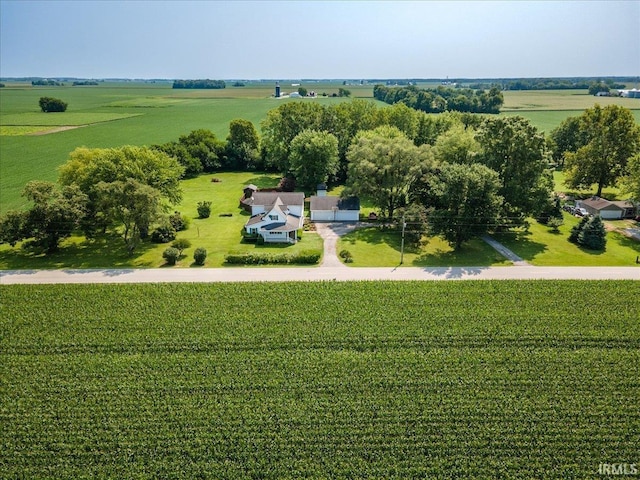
373,84,504,114
1,97,638,255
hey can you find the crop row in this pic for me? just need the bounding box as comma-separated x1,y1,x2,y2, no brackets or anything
1,280,639,478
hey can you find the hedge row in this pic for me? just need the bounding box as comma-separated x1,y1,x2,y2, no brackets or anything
225,250,321,265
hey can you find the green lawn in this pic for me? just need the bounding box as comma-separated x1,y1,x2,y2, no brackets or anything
339,227,511,267
493,213,640,266
0,172,323,269
2,281,638,479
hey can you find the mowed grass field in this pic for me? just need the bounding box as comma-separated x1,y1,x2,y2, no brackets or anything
1,281,638,479
0,172,323,269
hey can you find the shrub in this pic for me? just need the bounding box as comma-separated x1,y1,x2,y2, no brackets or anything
339,249,353,263
151,223,176,243
169,211,189,231
172,238,191,256
39,96,67,112
162,247,179,265
197,201,212,219
224,250,321,265
193,247,207,265
547,217,564,233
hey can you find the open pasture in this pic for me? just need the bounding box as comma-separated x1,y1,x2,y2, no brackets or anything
1,280,638,479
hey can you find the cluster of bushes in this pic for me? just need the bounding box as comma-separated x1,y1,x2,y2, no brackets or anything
163,239,207,266
151,211,189,243
172,79,225,89
569,215,607,250
224,250,321,265
39,96,67,112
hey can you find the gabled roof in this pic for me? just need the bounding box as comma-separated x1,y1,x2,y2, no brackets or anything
243,192,305,208
310,195,360,211
580,197,634,211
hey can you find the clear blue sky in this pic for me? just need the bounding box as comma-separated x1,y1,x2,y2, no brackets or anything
1,0,638,79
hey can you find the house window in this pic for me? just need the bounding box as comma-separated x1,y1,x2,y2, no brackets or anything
271,231,282,235
269,215,278,221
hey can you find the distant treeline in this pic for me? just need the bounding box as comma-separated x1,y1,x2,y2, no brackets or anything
373,84,503,114
32,80,63,86
172,79,226,89
72,81,99,86
469,78,628,90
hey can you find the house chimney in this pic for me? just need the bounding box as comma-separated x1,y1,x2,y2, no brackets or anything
317,184,327,197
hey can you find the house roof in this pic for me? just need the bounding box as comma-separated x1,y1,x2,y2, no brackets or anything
244,192,305,208
262,214,303,232
580,197,634,211
310,195,360,211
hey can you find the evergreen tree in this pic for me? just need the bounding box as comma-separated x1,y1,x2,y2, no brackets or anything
578,215,607,250
568,215,589,244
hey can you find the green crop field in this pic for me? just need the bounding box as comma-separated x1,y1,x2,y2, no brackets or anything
1,281,638,479
0,82,381,213
2,83,639,213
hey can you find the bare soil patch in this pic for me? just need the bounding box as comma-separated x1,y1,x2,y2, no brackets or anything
29,125,86,136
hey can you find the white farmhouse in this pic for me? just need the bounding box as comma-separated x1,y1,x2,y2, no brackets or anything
243,192,305,243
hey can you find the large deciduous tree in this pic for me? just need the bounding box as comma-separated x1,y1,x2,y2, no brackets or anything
289,130,339,192
225,119,260,170
475,116,553,224
58,145,184,241
260,101,327,173
346,126,433,219
0,181,87,253
95,179,163,255
621,154,640,203
549,115,588,167
433,123,481,165
564,105,640,197
155,129,226,177
428,163,502,250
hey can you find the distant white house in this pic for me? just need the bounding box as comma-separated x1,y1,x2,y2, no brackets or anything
576,197,636,220
242,191,305,243
309,185,360,222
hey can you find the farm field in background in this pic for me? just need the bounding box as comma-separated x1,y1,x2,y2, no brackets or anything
2,280,638,479
0,82,381,213
2,82,639,213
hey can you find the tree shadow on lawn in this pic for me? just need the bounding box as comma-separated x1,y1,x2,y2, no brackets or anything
244,175,282,189
0,234,156,270
341,226,400,248
412,238,507,267
342,227,508,266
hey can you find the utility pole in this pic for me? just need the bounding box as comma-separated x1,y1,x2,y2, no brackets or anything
400,214,406,265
